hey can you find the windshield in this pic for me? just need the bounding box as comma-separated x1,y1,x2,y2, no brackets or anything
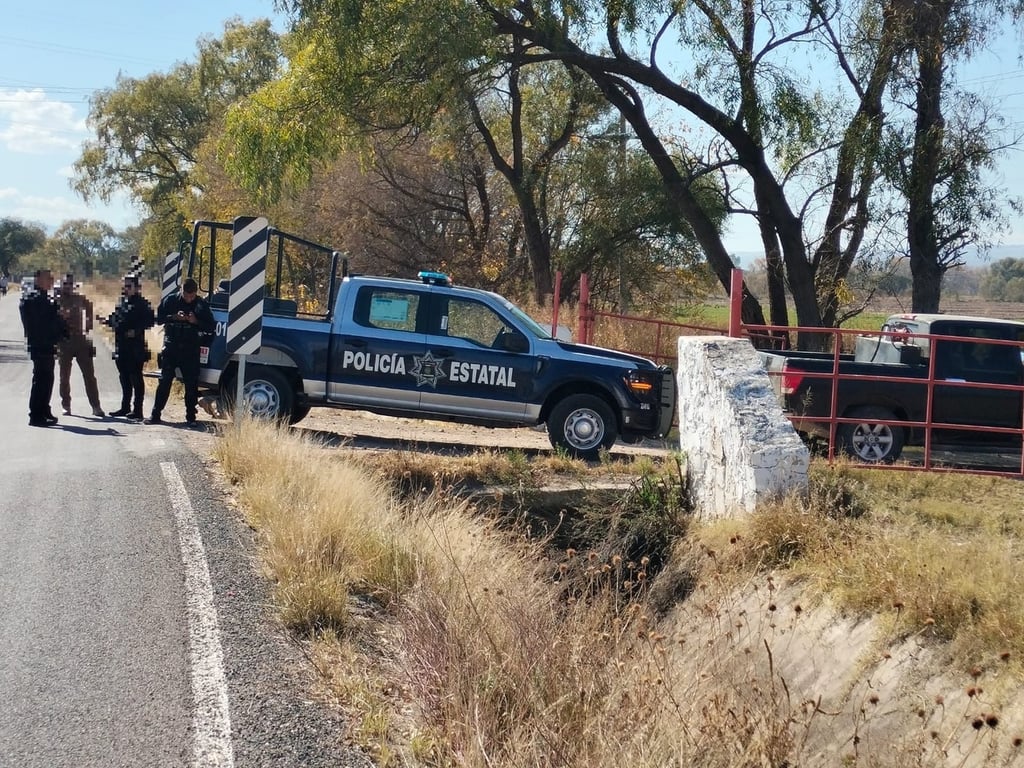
500,298,552,340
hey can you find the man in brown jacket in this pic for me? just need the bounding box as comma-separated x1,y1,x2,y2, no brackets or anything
56,273,105,417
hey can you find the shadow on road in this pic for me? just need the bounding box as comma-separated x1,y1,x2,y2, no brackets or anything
56,424,128,437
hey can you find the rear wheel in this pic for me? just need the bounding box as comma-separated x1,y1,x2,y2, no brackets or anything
547,394,617,460
225,365,295,422
838,406,905,463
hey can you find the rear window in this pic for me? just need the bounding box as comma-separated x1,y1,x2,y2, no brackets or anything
353,286,423,334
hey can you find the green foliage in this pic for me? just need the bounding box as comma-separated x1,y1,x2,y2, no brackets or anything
73,18,282,225
980,257,1024,302
0,218,46,277
36,220,129,278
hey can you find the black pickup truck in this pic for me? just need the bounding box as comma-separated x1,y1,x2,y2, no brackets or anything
758,314,1024,463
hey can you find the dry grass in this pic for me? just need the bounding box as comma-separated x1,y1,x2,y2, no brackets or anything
215,421,1024,767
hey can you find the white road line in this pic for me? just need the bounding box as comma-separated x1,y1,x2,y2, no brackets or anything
161,461,235,768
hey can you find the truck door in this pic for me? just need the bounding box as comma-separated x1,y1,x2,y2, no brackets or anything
931,324,1024,448
326,284,429,410
417,294,535,422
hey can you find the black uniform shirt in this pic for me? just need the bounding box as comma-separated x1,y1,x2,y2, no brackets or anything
19,289,67,358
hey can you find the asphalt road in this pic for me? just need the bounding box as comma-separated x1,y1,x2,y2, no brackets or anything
0,289,367,767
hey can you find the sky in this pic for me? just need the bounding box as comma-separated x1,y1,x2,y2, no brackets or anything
0,1,280,231
3,3,1024,263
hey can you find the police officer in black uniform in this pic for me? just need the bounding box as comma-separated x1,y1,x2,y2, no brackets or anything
103,273,156,420
19,268,67,426
146,277,215,426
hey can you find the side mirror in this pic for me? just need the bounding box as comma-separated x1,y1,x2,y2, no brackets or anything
501,330,529,353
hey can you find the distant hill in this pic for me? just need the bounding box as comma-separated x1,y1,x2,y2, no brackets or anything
731,244,1024,270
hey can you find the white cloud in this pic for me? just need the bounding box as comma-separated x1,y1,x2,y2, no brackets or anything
0,89,86,154
2,194,90,228
0,190,139,231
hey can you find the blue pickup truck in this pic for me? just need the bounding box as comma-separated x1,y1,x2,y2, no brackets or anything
182,221,676,459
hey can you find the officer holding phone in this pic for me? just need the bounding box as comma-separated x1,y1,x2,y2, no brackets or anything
146,278,214,426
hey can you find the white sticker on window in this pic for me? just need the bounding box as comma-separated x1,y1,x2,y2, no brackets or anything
370,296,409,323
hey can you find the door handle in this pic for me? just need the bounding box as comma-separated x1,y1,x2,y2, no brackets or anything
429,348,454,357
343,337,367,348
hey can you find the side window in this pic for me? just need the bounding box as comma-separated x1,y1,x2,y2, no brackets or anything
353,287,422,333
933,339,969,379
935,325,1022,382
443,297,508,348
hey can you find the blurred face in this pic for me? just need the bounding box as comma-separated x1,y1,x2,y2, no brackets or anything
182,285,197,304
36,270,53,291
62,279,75,294
123,281,138,297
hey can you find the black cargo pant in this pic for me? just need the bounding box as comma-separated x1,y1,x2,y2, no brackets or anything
115,355,146,415
28,352,56,421
151,343,201,421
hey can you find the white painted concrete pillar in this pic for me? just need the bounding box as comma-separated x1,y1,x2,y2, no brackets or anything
677,336,809,518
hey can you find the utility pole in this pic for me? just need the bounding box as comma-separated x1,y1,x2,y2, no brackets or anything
617,112,629,315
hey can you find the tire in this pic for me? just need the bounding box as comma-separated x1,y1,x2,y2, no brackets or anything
838,406,905,464
546,394,618,460
290,403,311,425
225,365,295,422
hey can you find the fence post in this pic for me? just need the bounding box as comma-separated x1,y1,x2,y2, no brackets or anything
579,273,591,345
551,270,561,339
728,268,743,338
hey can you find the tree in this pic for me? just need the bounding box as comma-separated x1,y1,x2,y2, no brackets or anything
0,218,46,277
225,2,719,305
37,220,129,278
881,0,1024,312
261,0,1024,346
981,257,1024,301
72,18,282,252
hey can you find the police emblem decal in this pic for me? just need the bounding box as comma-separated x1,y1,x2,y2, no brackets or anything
411,351,447,388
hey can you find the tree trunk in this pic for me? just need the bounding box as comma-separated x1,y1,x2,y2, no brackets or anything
910,252,943,313
516,189,554,303
906,0,948,314
588,72,768,331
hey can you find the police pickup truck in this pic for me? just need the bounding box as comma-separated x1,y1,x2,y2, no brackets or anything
185,222,675,459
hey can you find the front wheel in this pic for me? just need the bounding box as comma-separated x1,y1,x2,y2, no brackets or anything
224,365,295,422
547,394,617,460
838,406,905,464
290,403,311,425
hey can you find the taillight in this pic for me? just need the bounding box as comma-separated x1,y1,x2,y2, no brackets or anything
781,368,803,395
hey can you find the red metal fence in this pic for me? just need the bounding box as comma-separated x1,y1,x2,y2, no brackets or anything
575,273,727,364
575,268,1024,478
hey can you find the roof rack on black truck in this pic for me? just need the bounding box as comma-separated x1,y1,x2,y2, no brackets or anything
177,219,677,459
758,313,1024,464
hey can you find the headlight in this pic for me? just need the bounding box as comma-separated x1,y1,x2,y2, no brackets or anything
626,370,655,395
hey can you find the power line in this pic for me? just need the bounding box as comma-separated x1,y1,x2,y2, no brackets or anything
0,34,162,68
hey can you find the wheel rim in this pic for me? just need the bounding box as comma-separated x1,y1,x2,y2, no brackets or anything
850,422,894,462
563,408,605,452
242,379,280,419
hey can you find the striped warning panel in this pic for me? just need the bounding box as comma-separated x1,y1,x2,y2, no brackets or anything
162,251,181,301
226,216,268,356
